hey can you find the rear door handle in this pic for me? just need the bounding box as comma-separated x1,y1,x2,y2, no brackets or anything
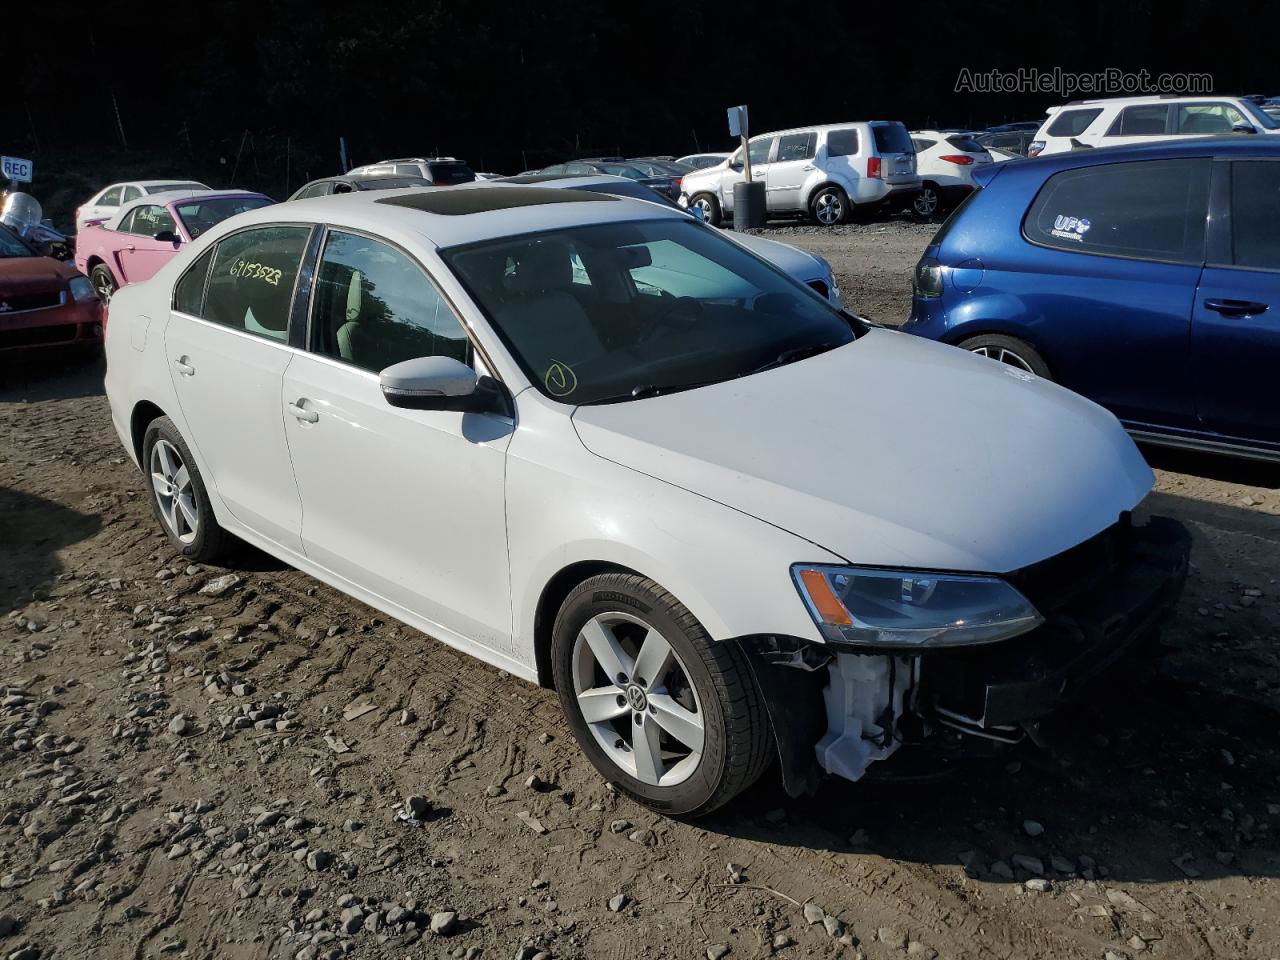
1204,298,1269,317
286,400,319,423
802,164,816,171
173,358,195,376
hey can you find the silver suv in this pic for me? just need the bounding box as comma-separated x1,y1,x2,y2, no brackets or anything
348,157,476,185
678,122,919,226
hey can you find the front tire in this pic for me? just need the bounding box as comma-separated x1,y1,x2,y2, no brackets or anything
552,572,771,816
142,416,231,562
959,334,1052,379
688,192,721,227
809,186,848,226
90,264,117,304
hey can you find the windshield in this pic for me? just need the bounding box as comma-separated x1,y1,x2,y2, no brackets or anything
0,224,34,258
426,162,475,184
443,219,857,404
174,196,273,237
1240,101,1280,130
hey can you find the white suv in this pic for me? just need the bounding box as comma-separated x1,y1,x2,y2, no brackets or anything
1029,95,1280,157
678,122,920,226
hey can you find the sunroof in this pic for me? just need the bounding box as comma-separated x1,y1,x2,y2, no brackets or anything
376,186,616,215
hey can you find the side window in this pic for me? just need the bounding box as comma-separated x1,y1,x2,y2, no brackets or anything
173,247,216,316
122,186,142,202
295,182,327,200
542,164,567,174
1177,103,1246,134
564,163,594,175
1024,158,1210,263
826,129,860,157
394,164,420,176
98,186,124,207
310,231,469,373
776,132,816,162
748,137,776,166
1046,108,1103,137
128,205,178,237
203,226,312,341
116,209,137,233
911,138,937,152
1230,161,1280,270
1105,104,1170,137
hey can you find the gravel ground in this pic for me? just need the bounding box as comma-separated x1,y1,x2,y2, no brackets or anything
1,225,1279,960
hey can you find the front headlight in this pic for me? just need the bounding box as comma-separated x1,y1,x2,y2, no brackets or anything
792,564,1043,649
69,275,96,303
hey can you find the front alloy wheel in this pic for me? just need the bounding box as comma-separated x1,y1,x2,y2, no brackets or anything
572,612,705,787
90,264,117,303
552,572,771,815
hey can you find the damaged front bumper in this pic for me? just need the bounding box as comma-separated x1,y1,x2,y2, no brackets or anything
739,515,1191,795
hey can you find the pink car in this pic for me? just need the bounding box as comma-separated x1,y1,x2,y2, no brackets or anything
76,189,273,302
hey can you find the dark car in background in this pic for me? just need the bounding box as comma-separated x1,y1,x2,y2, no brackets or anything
348,157,476,185
977,129,1037,158
532,160,683,200
903,137,1280,461
287,175,431,200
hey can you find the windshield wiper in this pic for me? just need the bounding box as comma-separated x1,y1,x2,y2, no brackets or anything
581,380,721,405
748,340,845,375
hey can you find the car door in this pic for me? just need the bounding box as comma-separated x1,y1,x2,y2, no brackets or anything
117,204,182,283
1016,157,1210,428
765,131,817,212
281,228,515,652
164,224,315,553
721,136,775,212
1190,158,1280,445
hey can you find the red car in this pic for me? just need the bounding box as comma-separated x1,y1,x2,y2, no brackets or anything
0,223,102,352
75,189,273,302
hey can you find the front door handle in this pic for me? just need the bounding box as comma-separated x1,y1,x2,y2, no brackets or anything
802,164,816,171
1204,298,1269,317
173,358,195,376
286,400,319,423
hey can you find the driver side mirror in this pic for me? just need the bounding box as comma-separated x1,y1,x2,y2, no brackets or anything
154,230,182,244
1232,122,1258,135
380,355,508,414
729,158,744,171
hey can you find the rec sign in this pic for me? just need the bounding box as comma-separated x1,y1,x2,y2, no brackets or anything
2,156,33,183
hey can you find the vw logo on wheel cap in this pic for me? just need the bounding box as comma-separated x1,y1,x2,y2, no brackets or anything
625,683,648,712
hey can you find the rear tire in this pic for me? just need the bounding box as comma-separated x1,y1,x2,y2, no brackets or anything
689,193,721,227
809,186,848,226
959,334,1052,379
912,183,941,220
90,264,117,304
552,572,771,816
142,416,231,563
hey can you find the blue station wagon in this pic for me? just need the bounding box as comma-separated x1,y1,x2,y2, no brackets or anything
903,137,1280,461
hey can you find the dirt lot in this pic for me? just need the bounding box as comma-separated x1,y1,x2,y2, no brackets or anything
2,220,1280,960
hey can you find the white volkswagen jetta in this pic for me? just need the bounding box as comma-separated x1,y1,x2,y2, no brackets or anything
104,185,1189,815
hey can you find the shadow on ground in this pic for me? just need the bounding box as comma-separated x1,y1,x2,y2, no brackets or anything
0,486,102,614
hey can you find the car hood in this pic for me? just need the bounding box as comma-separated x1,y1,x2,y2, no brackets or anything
571,328,1153,573
721,231,823,281
0,256,74,295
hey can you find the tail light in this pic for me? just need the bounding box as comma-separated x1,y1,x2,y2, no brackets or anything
1028,140,1045,158
867,157,881,179
913,257,945,298
673,177,682,190
940,154,975,165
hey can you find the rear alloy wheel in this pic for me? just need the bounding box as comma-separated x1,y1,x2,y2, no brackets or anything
552,572,771,816
810,186,848,226
142,416,231,562
90,264,117,303
913,184,941,220
960,334,1052,379
689,193,721,227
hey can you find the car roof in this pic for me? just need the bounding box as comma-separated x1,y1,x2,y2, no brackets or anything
226,183,686,249
1050,94,1253,111
993,135,1280,177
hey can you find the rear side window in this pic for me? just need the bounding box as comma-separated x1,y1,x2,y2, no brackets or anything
426,162,475,184
1230,161,1280,270
173,247,215,315
1046,109,1102,137
394,164,421,177
1176,103,1246,134
122,186,142,202
1024,158,1210,264
911,138,937,152
946,135,986,152
98,186,124,206
1106,104,1170,136
776,132,817,162
826,129,859,157
872,124,913,154
202,226,312,341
